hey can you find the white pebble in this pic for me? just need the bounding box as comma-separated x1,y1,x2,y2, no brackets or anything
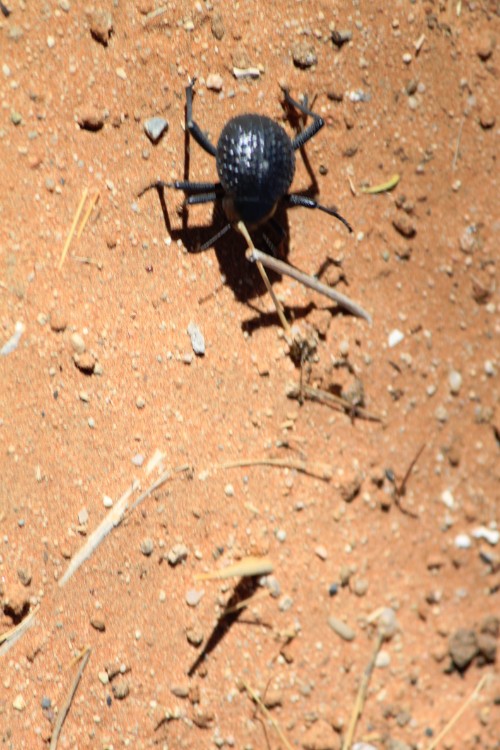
454,533,471,549
441,489,455,509
375,650,391,668
47,36,56,48
186,588,204,607
103,495,113,508
224,483,234,497
187,321,205,355
388,329,404,348
484,360,495,377
448,370,462,394
471,526,499,545
275,529,287,543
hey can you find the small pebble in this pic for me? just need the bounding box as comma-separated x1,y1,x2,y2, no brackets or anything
41,696,51,710
292,41,317,69
315,545,328,560
136,396,146,409
168,543,188,565
275,529,287,543
441,489,455,509
375,650,391,668
471,526,499,545
90,617,106,632
78,508,89,525
103,495,113,508
13,694,26,711
70,332,86,354
352,578,369,596
186,588,204,607
328,583,339,597
455,533,471,549
186,627,204,646
434,405,449,423
224,483,234,497
112,678,129,700
206,73,223,91
144,117,168,144
278,594,293,612
448,370,462,395
132,453,144,467
388,329,404,348
140,538,154,556
328,616,355,641
187,322,205,355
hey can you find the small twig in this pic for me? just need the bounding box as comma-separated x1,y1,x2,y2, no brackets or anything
58,188,88,270
286,382,383,422
426,673,492,750
217,457,332,481
76,190,100,238
242,680,294,750
452,117,465,171
58,480,139,587
237,220,292,336
143,4,169,25
397,443,425,497
342,632,384,750
247,246,372,324
195,557,274,582
50,647,91,750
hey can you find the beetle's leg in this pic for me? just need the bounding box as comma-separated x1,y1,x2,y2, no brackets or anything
286,193,353,233
283,90,325,151
185,193,218,206
185,80,217,157
137,180,222,197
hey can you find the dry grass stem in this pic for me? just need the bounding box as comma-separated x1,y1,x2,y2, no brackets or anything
76,190,100,238
426,673,493,750
50,647,91,750
58,480,139,587
195,556,274,581
342,632,384,750
58,188,88,270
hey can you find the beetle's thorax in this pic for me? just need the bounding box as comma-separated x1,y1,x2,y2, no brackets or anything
216,114,295,228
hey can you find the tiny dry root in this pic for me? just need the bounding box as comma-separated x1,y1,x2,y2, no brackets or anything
50,648,91,750
218,457,332,481
286,382,383,422
242,680,294,750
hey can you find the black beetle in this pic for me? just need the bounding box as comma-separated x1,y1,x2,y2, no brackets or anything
147,79,352,236
140,80,371,324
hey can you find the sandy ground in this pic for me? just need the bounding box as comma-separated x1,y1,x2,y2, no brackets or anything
0,1,499,749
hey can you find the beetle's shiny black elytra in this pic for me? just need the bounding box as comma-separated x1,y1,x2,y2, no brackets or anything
140,79,352,250
216,114,295,227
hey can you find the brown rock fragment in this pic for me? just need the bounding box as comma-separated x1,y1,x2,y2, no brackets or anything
449,628,478,671
88,9,113,46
